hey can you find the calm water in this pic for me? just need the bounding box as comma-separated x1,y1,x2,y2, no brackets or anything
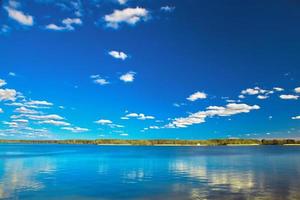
1,144,300,200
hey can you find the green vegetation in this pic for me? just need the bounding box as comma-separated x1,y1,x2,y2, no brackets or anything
0,139,300,146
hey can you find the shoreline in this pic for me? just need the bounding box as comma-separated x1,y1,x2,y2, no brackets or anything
1,143,300,147
1,139,300,146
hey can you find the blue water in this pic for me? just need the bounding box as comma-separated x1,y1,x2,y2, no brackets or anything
1,144,300,200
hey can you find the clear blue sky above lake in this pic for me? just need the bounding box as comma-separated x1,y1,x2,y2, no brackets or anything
0,0,300,140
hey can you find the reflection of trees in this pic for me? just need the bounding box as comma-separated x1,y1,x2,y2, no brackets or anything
0,158,56,199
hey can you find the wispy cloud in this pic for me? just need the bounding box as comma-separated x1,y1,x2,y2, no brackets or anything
8,72,16,76
166,103,260,128
0,79,7,87
61,126,89,133
14,107,39,114
38,120,71,126
0,25,11,34
95,119,123,128
26,100,53,107
160,6,175,12
46,18,82,31
91,75,110,85
26,114,64,121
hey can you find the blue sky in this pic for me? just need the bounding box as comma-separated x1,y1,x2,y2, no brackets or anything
0,0,300,140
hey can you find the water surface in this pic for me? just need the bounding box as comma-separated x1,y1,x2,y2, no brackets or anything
1,144,300,200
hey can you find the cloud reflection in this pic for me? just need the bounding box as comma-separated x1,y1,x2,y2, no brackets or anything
0,158,56,199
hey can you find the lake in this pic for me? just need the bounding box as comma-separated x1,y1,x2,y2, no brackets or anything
0,144,300,200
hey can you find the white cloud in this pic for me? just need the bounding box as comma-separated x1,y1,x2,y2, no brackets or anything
91,75,110,85
94,78,110,85
187,91,207,101
149,126,159,129
120,71,135,83
123,112,155,120
295,87,300,93
104,7,149,29
292,116,300,120
63,18,82,26
240,86,283,99
206,103,260,116
0,89,17,101
27,114,64,121
120,133,128,136
38,120,70,126
46,18,82,31
226,99,241,103
241,87,268,95
95,119,123,128
257,95,269,100
6,102,25,107
3,121,20,128
117,0,128,5
4,6,34,26
45,24,65,31
0,108,3,113
14,107,39,114
273,87,284,92
279,94,299,100
166,103,260,128
242,88,260,95
160,6,175,12
62,126,89,133
90,75,99,79
12,119,28,123
0,79,7,87
26,100,53,106
95,119,113,125
108,51,128,60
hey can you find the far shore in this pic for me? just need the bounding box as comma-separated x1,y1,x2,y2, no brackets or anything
1,139,300,146
225,144,260,146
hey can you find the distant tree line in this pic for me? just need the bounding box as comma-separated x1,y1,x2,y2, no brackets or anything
0,139,300,146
